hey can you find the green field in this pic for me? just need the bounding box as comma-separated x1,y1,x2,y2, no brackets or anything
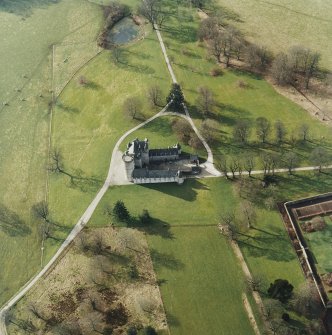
305,216,332,274
215,0,332,71
90,178,258,334
0,0,103,306
158,1,332,168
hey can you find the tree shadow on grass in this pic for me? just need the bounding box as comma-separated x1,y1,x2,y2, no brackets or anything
0,0,60,16
141,179,209,202
150,249,185,271
112,49,155,75
166,311,181,328
161,25,197,44
56,101,80,114
229,67,263,80
238,228,297,262
129,218,174,239
0,204,31,236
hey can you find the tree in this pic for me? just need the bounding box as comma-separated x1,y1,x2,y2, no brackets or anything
166,83,185,112
172,118,192,143
238,200,256,229
246,274,263,292
233,120,251,144
298,123,309,141
49,147,65,173
256,117,271,143
210,31,224,62
200,119,218,143
271,53,293,85
283,152,299,174
197,17,219,41
242,154,255,177
147,85,162,107
267,279,294,303
112,201,130,223
123,97,142,119
217,155,228,178
292,282,322,318
196,86,215,118
220,212,237,240
274,120,287,144
310,147,329,172
138,0,165,28
32,201,50,223
229,157,240,179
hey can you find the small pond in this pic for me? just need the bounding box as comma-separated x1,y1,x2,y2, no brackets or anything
107,17,140,45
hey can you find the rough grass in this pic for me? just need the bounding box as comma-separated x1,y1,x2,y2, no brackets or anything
215,0,332,71
158,3,332,169
8,227,168,334
0,0,103,306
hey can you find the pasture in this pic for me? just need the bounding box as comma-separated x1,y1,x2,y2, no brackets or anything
158,1,332,168
45,28,171,261
0,0,103,306
215,0,332,71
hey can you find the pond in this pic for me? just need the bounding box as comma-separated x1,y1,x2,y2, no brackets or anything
107,17,140,45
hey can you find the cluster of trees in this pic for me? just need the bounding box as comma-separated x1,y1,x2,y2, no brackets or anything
264,279,325,335
109,200,152,226
271,46,321,89
232,118,311,145
218,144,330,178
198,16,322,89
171,118,202,149
198,17,272,71
138,0,165,28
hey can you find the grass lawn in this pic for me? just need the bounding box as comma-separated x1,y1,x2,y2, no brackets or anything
215,0,332,71
148,226,255,335
305,216,332,274
158,2,332,168
234,171,332,292
46,28,172,261
0,0,103,306
89,178,257,334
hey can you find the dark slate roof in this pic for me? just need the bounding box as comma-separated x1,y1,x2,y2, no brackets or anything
132,169,181,179
149,148,179,157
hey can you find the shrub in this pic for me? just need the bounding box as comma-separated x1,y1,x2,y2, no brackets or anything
210,67,223,76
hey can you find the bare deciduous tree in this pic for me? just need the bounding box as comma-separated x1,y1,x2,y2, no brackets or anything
298,123,309,141
138,0,165,28
147,85,162,107
271,52,293,85
196,86,215,118
283,152,299,174
310,147,329,172
233,120,251,144
243,154,255,177
274,120,287,144
123,96,142,119
256,117,271,143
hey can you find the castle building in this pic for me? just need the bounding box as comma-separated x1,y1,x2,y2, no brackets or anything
122,138,185,184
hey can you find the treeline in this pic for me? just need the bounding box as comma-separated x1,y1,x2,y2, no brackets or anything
198,15,322,90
